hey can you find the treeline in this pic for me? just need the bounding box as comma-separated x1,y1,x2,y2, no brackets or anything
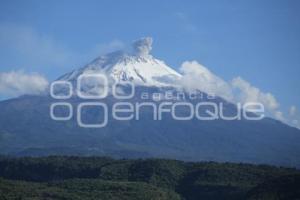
0,156,300,199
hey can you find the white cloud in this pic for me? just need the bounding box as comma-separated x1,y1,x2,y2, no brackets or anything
0,70,48,97
290,119,300,129
179,61,233,100
179,61,284,121
289,105,297,116
274,111,284,121
178,60,300,129
292,119,298,125
231,77,279,112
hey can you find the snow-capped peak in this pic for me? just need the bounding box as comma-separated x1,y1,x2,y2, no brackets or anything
58,37,182,87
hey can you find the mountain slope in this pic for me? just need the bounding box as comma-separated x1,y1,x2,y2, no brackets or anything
1,89,300,167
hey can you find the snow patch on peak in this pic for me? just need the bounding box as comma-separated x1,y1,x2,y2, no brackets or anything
58,37,182,87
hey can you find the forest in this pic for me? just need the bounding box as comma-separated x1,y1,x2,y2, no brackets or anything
0,156,300,200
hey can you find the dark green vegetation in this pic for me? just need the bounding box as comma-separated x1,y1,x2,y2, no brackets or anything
0,156,300,200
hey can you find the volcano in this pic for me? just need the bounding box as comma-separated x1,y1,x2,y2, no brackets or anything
0,38,300,167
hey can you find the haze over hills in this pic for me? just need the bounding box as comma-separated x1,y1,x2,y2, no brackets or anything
0,38,300,168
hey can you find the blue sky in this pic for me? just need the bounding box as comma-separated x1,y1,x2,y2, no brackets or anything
0,0,299,125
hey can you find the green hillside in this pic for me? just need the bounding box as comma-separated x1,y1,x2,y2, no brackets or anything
0,156,299,200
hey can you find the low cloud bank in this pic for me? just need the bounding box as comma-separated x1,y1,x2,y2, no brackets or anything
0,70,48,98
179,61,299,128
